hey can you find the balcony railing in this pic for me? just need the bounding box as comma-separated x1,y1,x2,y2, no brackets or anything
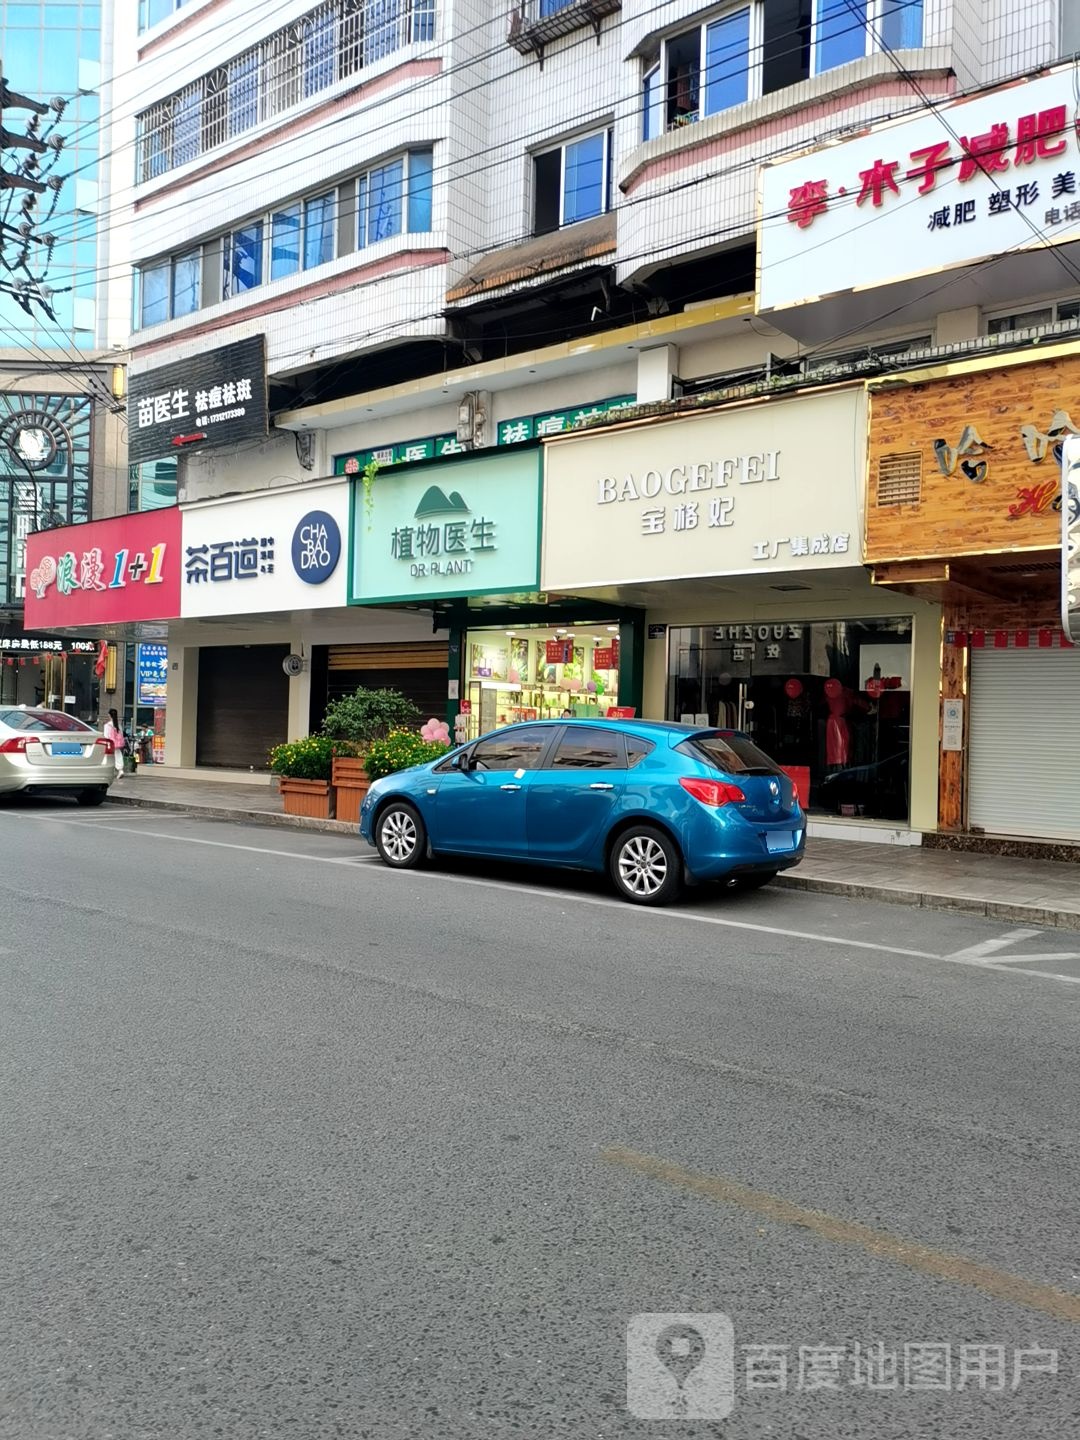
137,0,436,183
508,0,620,60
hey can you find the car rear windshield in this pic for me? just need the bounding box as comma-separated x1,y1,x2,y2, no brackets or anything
0,709,94,733
676,731,782,776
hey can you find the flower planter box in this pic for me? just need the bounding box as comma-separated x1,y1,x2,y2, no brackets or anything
331,756,370,825
279,777,335,819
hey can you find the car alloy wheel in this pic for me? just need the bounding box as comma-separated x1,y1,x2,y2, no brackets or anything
611,826,681,905
376,802,427,869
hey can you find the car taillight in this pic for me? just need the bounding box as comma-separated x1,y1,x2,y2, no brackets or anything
680,775,746,807
0,736,29,754
94,737,114,754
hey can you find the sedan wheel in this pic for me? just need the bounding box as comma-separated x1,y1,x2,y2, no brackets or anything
376,802,427,869
610,826,681,906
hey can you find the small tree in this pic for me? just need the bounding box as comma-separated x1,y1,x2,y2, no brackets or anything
320,686,420,750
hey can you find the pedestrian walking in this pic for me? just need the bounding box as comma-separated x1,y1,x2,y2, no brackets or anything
103,708,125,774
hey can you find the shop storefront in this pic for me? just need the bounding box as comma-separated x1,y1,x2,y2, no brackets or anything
0,632,103,719
349,444,641,736
867,345,1074,842
543,386,941,834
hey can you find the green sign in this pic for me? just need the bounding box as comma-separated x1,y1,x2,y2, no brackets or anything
334,394,636,476
350,448,542,604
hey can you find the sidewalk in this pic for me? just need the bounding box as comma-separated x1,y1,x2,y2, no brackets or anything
105,773,1080,931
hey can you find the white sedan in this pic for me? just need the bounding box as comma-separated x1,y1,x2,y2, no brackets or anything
0,708,118,805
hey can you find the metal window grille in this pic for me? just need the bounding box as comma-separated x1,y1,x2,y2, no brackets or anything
877,452,922,507
135,0,435,182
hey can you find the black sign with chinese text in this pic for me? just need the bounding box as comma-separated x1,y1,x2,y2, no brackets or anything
127,336,268,465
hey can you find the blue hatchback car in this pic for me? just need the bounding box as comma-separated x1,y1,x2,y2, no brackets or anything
360,719,805,905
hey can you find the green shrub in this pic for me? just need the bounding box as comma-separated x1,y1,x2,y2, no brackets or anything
320,686,420,747
268,734,335,780
364,729,450,782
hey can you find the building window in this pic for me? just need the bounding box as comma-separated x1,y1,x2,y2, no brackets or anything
534,129,613,235
224,223,264,298
812,0,923,75
304,193,337,268
357,149,434,246
135,151,434,328
129,458,179,512
171,251,201,316
137,0,438,182
138,0,193,32
986,300,1080,335
642,11,753,138
271,205,302,280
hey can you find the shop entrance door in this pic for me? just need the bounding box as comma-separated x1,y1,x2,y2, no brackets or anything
41,653,68,711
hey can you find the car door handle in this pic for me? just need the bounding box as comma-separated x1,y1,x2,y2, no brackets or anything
589,782,615,790
500,783,522,791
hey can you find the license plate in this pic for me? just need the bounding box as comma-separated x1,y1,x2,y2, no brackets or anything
51,743,84,756
765,831,795,853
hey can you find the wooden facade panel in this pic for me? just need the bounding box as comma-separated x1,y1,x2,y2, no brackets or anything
866,353,1075,563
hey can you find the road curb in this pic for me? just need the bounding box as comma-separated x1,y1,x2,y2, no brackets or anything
104,794,1080,931
773,872,1080,932
105,793,362,838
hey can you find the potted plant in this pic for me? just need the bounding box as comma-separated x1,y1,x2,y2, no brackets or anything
364,727,452,782
320,686,421,823
269,735,336,819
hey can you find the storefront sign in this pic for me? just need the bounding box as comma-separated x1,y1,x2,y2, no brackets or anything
136,643,168,708
542,389,864,589
181,481,349,618
331,396,636,475
350,449,542,604
647,624,667,640
0,634,97,655
759,69,1080,312
867,354,1074,563
1062,435,1080,641
127,336,268,465
23,509,182,629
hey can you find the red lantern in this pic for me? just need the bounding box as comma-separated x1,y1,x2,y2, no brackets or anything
866,678,884,698
824,677,842,698
784,677,803,699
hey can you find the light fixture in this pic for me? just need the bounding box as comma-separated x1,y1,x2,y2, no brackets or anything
606,625,619,632
505,630,515,636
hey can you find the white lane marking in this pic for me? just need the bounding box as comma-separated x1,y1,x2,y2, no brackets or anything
946,929,1043,962
3,811,373,866
8,811,1080,982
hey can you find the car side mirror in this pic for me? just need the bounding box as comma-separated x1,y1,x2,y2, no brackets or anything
452,750,472,771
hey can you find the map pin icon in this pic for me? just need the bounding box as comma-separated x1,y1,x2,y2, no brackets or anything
655,1323,707,1413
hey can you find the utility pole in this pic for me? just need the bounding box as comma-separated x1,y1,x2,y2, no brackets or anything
0,75,67,321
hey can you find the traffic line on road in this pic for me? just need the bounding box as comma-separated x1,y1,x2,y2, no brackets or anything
947,929,1044,962
1,811,376,866
602,1144,1080,1325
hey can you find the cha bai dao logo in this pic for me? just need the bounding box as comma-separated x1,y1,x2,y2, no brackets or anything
291,510,342,585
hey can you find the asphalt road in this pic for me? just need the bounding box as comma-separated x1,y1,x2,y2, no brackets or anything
1,800,1078,1439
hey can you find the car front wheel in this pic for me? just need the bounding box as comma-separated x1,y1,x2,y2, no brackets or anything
375,801,427,869
609,825,682,906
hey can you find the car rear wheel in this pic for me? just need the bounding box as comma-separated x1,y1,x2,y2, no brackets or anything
609,825,681,906
375,801,427,869
77,788,108,807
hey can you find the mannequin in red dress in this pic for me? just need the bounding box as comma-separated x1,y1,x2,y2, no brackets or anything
824,681,852,767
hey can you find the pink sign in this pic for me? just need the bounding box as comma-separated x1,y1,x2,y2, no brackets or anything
24,509,182,629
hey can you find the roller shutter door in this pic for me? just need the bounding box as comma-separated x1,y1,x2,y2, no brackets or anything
196,645,289,770
968,646,1080,840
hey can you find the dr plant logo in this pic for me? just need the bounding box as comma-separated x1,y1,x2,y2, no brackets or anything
626,1313,735,1420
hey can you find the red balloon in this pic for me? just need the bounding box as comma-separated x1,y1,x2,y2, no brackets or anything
784,678,803,699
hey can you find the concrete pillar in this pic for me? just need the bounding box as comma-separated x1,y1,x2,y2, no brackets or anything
286,639,312,740
165,644,199,767
636,345,679,403
936,308,981,346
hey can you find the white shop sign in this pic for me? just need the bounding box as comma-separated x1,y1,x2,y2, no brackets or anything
180,480,349,618
758,67,1080,313
541,388,864,590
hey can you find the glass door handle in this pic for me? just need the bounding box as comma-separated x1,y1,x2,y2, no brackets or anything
500,783,522,791
589,782,615,790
